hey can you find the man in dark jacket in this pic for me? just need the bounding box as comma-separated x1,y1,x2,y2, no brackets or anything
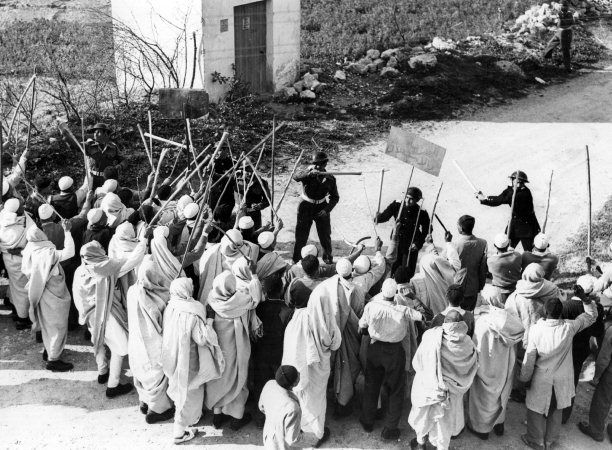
292,151,339,264
375,187,430,278
478,170,540,251
544,0,577,72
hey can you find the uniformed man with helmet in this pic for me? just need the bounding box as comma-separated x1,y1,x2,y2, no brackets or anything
292,151,339,264
375,186,430,277
477,170,540,251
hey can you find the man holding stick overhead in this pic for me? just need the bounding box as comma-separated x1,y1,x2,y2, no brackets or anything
292,151,339,264
375,187,430,277
477,170,540,251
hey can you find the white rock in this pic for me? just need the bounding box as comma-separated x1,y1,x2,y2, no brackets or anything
408,54,438,70
358,57,373,66
380,67,400,78
495,60,526,78
366,49,381,60
367,63,379,73
310,67,323,74
381,48,401,60
302,73,319,89
387,56,399,68
373,58,385,70
334,70,347,81
300,89,316,100
293,80,305,92
431,37,456,51
348,63,369,75
312,81,327,93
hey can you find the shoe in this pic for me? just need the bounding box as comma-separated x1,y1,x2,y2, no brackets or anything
314,427,330,448
42,350,48,361
561,407,572,424
334,403,353,418
410,437,426,449
145,407,175,424
97,372,109,384
381,427,400,440
451,427,464,439
15,317,32,330
607,424,612,442
359,418,373,433
493,423,504,436
212,413,230,429
521,433,545,450
139,402,148,415
173,428,198,444
229,413,251,431
46,360,73,372
467,424,488,440
106,383,133,399
35,331,42,343
577,422,604,442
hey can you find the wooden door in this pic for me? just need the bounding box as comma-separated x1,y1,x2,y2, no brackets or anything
234,1,268,93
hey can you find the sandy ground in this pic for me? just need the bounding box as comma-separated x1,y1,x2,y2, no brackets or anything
3,70,612,450
0,0,109,25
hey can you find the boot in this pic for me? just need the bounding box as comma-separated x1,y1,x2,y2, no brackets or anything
493,423,505,436
381,427,400,441
314,427,330,448
229,413,252,431
97,372,109,384
46,360,73,372
106,383,133,399
139,402,148,415
145,407,175,424
212,413,230,429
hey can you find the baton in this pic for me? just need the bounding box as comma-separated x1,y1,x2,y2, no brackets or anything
453,159,479,194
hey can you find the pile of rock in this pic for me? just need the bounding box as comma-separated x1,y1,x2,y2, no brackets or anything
277,70,328,100
511,2,561,36
346,48,404,78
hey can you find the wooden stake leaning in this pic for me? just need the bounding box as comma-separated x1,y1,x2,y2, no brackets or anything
428,182,443,236
148,110,153,162
137,124,155,170
586,146,592,271
7,74,36,144
148,148,171,202
270,116,276,222
542,170,554,233
245,157,281,221
0,126,4,206
507,169,520,240
275,148,305,211
406,199,424,265
144,132,188,149
185,119,203,184
395,166,415,226
376,169,387,218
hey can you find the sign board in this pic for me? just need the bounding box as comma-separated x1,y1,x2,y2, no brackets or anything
385,126,446,176
158,88,209,119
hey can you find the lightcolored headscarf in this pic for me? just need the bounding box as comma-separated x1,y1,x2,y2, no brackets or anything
150,225,181,283
108,222,138,259
208,271,237,303
515,262,559,301
100,192,129,228
169,277,195,302
256,252,288,281
80,241,122,277
417,253,455,311
231,256,252,283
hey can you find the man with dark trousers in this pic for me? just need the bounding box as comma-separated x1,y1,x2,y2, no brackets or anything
477,170,540,251
292,151,339,264
544,0,578,72
375,187,430,278
83,123,126,189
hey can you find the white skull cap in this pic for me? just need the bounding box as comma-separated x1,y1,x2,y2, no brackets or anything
336,258,352,277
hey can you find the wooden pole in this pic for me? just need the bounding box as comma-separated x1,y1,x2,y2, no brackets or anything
586,146,592,271
275,148,305,211
148,148,170,202
245,157,281,221
435,214,448,233
428,182,443,236
542,170,554,233
185,118,203,184
80,115,92,188
395,166,415,223
376,169,386,218
406,199,424,265
148,110,153,162
507,169,520,240
137,124,155,170
270,116,276,222
24,80,36,156
0,125,4,205
144,132,188,149
7,74,36,144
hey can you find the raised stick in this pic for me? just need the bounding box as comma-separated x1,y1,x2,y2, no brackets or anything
148,148,170,202
395,166,415,224
507,169,519,240
586,146,592,271
406,199,424,265
275,148,305,211
7,74,36,144
185,119,203,184
148,110,153,162
542,170,554,233
453,159,479,194
144,132,188,149
170,144,211,187
428,182,443,236
80,115,92,188
0,125,4,204
435,214,448,233
137,124,155,170
320,171,362,176
376,169,387,218
270,117,276,222
361,178,379,239
245,157,280,220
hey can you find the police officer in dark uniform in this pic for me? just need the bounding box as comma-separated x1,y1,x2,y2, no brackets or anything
375,186,430,278
478,170,540,251
292,151,339,264
83,123,126,189
544,0,577,72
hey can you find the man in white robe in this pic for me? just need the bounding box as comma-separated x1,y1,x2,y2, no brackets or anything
21,225,75,371
408,311,478,450
162,277,225,444
467,297,524,439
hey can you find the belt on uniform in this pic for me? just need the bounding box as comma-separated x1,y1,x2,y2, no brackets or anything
90,170,104,177
301,194,327,205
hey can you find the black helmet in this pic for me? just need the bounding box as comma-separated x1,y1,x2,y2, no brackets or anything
509,170,529,183
406,186,423,201
87,123,112,133
311,151,328,165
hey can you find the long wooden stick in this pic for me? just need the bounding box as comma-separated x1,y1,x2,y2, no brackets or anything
376,169,386,217
270,117,276,222
24,81,36,159
210,223,251,262
245,157,280,220
185,119,203,184
406,199,424,265
148,148,170,201
507,169,519,239
7,74,36,144
586,146,592,270
0,125,4,204
241,143,266,208
361,178,379,239
275,148,305,211
396,166,415,222
148,110,153,162
137,124,155,170
149,155,212,226
435,214,448,233
453,159,478,194
170,144,211,187
542,170,554,233
320,171,362,176
428,182,443,236
80,115,92,188
144,132,188,149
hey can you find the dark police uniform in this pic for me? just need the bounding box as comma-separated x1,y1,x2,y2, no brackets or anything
376,200,430,277
292,169,339,263
480,185,540,251
85,140,124,189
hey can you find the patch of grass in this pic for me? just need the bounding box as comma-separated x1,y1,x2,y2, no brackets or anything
301,0,536,60
0,18,113,79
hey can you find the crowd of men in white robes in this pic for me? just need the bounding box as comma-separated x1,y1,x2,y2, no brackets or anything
1,144,612,450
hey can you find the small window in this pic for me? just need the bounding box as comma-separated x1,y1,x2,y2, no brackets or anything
220,19,228,32
242,16,250,30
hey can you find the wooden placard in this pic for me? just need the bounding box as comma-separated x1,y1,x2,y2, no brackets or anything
385,126,446,176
